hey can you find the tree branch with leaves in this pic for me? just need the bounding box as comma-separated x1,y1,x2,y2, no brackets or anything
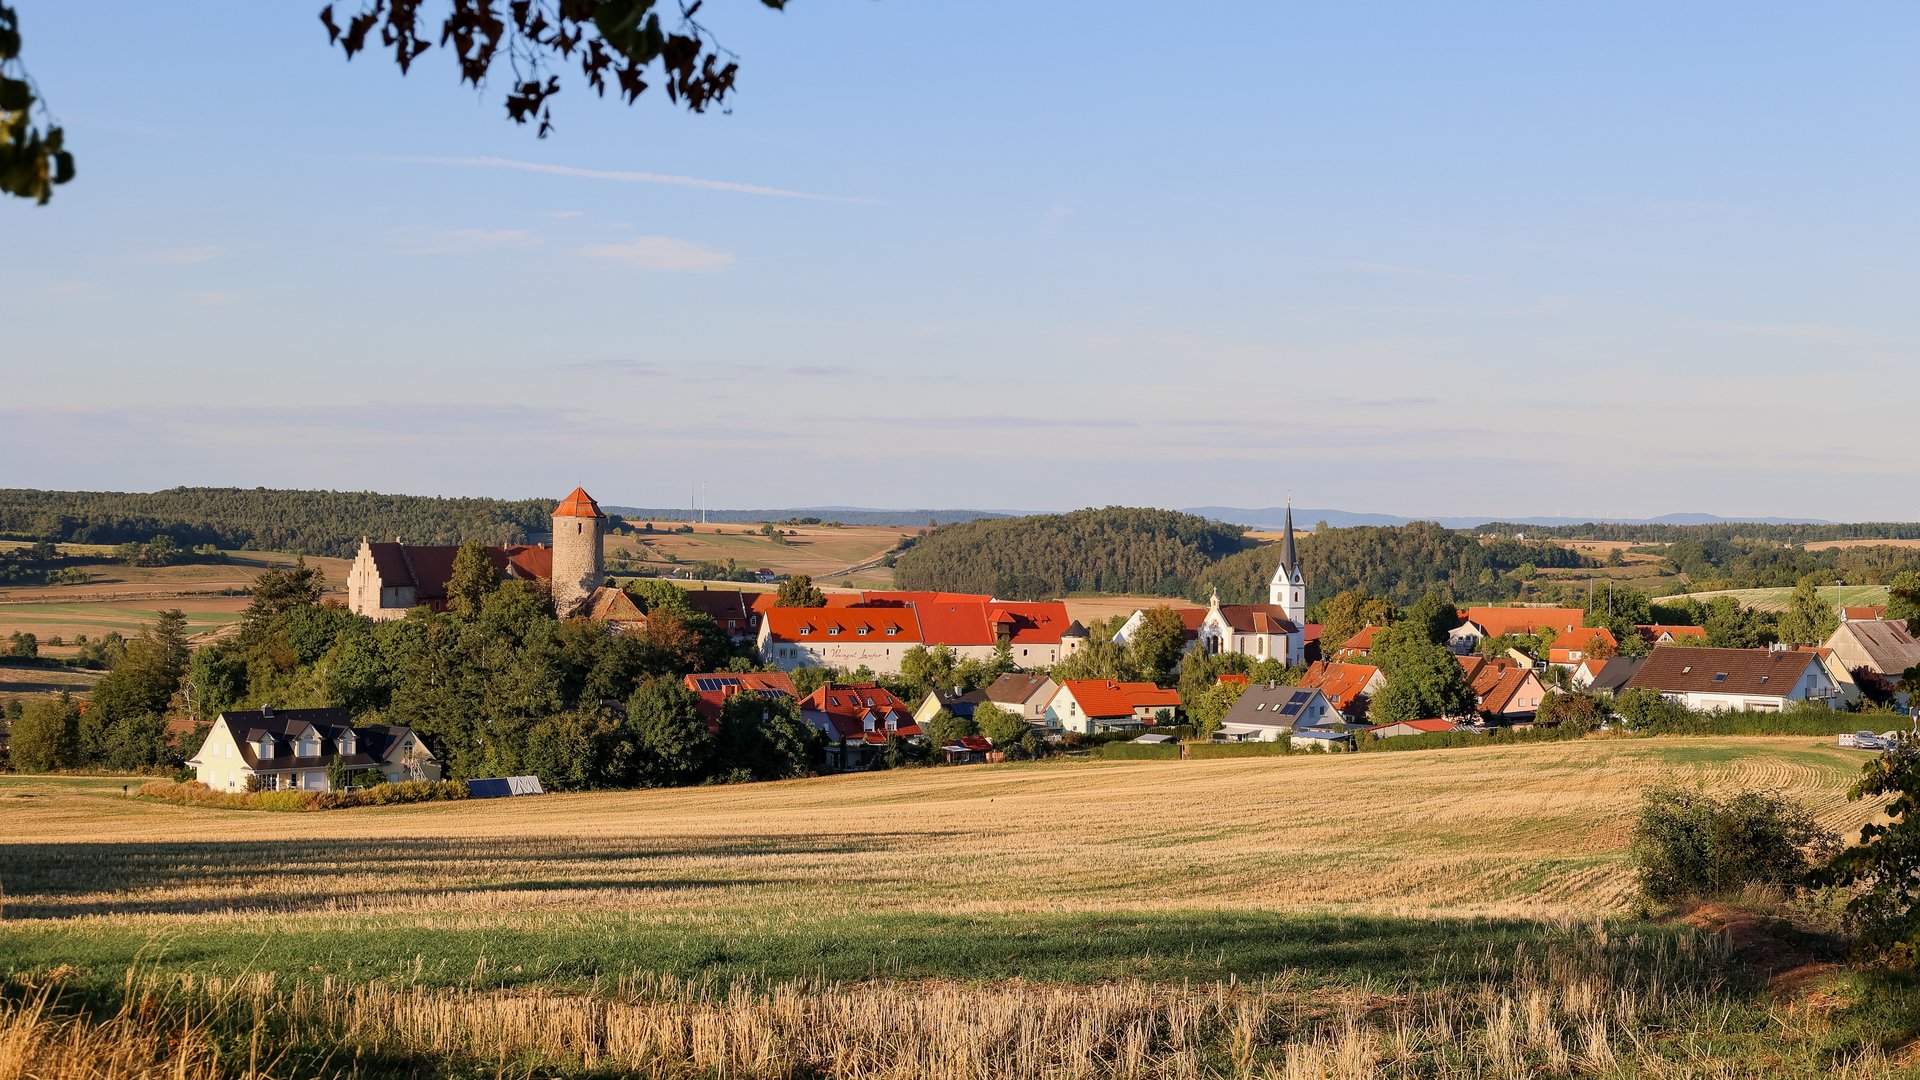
0,3,73,204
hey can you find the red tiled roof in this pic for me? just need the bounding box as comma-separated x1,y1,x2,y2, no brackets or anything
1216,674,1250,686
363,541,552,605
553,487,603,519
683,672,796,722
1299,661,1380,710
1056,679,1178,719
762,605,922,644
1461,607,1584,638
1844,606,1888,622
579,587,647,624
1366,718,1458,734
1549,627,1616,662
502,544,552,581
1216,604,1299,635
913,601,993,646
1337,626,1381,654
1637,624,1706,644
801,682,920,741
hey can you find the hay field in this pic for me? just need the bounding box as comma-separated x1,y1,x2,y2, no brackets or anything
1680,584,1888,613
0,550,350,652
0,739,1908,1078
608,522,915,581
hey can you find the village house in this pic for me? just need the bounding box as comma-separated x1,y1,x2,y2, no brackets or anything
755,594,1085,675
1623,646,1842,712
1574,655,1644,696
983,672,1058,727
1843,606,1889,622
1214,683,1339,743
186,707,439,792
682,589,761,642
1548,627,1616,667
345,487,605,620
1821,619,1920,704
1456,655,1545,721
1447,607,1584,654
1333,625,1381,660
799,682,923,771
1366,718,1461,740
682,671,796,725
912,686,987,729
1637,624,1708,646
1045,679,1181,735
1298,661,1386,721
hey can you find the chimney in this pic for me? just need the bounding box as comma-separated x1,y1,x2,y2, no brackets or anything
261,704,274,719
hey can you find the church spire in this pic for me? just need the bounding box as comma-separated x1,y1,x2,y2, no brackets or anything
1278,501,1298,578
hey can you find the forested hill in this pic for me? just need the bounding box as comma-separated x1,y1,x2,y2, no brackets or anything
0,488,558,558
1205,522,1588,605
890,508,1252,599
893,510,1590,604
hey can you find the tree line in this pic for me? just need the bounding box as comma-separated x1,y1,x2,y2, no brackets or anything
0,487,568,558
892,508,1252,600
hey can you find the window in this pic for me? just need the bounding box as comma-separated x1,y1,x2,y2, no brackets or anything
857,627,868,636
886,627,898,636
828,627,840,636
799,627,811,636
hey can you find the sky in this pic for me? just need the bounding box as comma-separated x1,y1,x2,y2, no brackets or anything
3,2,1918,520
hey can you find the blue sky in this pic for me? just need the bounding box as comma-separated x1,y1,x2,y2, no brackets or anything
4,2,1916,519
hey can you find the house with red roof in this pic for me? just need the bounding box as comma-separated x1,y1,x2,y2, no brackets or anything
1045,680,1181,735
1456,655,1545,720
1365,718,1462,740
1334,625,1381,660
1113,509,1312,668
1447,607,1585,654
1548,627,1617,667
1298,661,1386,720
682,672,796,725
1637,624,1708,646
799,682,924,771
755,593,1087,675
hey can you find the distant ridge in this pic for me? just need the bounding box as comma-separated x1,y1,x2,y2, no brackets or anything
1184,507,1836,530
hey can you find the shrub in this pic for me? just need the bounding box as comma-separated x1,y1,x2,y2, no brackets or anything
1091,743,1180,761
135,777,467,811
1630,783,1839,905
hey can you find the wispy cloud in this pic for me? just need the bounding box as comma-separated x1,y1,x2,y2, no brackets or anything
128,245,224,265
574,236,733,272
570,359,848,381
546,210,585,219
396,228,543,255
393,155,878,205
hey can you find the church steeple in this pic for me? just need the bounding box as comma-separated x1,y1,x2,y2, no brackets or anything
1277,503,1298,580
1268,501,1306,622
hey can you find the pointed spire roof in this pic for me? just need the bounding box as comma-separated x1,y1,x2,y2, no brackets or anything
1278,502,1298,577
553,487,604,519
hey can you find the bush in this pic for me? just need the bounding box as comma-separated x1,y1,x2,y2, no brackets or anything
1184,741,1296,759
135,777,467,811
1091,742,1180,761
1630,783,1839,905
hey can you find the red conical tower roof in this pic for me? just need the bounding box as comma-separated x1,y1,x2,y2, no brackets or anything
553,486,603,519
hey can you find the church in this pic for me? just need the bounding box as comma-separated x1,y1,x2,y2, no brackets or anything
1113,505,1309,666
345,486,623,621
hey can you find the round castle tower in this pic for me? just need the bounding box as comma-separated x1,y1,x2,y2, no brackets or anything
550,486,605,616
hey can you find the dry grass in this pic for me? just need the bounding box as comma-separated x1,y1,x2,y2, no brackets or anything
0,738,1876,924
607,522,915,581
1803,539,1920,552
5,928,1904,1079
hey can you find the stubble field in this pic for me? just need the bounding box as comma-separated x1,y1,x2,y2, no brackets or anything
3,736,1914,1077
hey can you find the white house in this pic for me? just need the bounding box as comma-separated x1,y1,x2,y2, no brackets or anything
1046,679,1181,735
187,707,440,792
1622,646,1842,713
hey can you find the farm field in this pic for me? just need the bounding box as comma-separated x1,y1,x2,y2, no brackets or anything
1681,584,1889,613
0,549,350,654
3,737,1914,1077
607,520,913,585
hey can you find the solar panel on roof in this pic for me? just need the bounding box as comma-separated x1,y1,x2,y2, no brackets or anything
1279,702,1303,716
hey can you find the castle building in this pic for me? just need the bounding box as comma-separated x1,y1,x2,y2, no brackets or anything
345,486,607,621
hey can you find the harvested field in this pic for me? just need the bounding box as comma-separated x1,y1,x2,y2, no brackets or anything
1063,594,1191,623
1680,585,1889,613
607,522,915,582
0,738,1907,1077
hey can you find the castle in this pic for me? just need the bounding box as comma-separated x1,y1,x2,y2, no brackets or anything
346,487,608,621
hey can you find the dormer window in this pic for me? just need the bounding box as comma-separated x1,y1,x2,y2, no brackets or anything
857,627,869,636
799,626,811,636
828,626,840,636
886,627,898,636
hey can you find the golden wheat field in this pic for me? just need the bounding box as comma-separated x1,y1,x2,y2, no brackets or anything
1,738,1911,1079
0,737,1878,923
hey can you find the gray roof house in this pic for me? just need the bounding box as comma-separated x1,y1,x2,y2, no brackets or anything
1216,683,1340,743
187,706,440,793
1587,656,1644,696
